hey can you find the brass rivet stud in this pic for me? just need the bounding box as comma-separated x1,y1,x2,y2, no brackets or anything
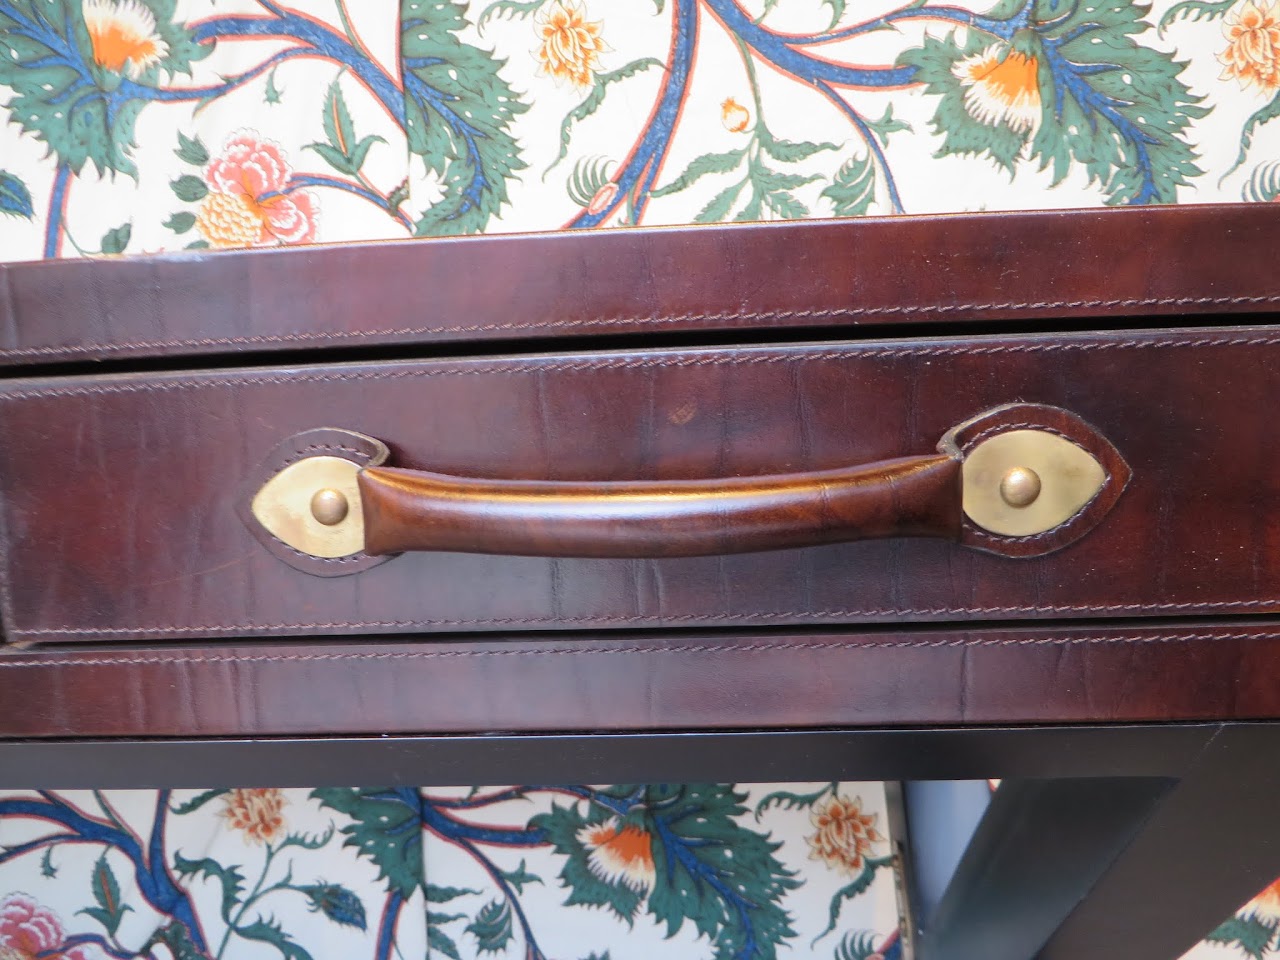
310,488,349,526
999,466,1042,508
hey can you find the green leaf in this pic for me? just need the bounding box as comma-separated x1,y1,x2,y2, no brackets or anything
1206,914,1278,960
298,883,367,930
174,853,245,922
185,240,210,250
694,180,746,223
388,178,411,210
758,127,838,163
650,149,746,198
491,860,539,895
567,155,616,206
812,856,893,944
164,211,197,234
322,78,357,155
265,67,284,105
428,911,468,924
427,884,482,903
311,788,422,898
1025,0,1207,204
763,191,810,219
755,783,838,820
864,104,912,147
39,847,57,878
641,785,799,960
834,931,882,960
171,789,229,815
1158,0,1234,33
1222,92,1280,184
465,899,514,954
171,175,209,203
78,853,133,935
237,917,314,960
142,921,209,960
278,824,336,852
428,925,463,960
100,223,132,255
347,134,386,172
822,153,877,217
403,0,530,236
477,0,546,33
0,0,210,176
175,132,209,166
822,0,847,27
304,142,356,176
753,168,821,192
544,58,664,176
0,171,34,220
734,187,764,223
1243,160,1280,201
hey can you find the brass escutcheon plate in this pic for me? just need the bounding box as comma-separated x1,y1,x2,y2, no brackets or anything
251,455,367,558
960,429,1107,537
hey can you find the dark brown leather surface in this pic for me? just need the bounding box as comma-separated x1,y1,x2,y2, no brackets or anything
359,455,962,558
2,621,1279,738
2,326,1280,643
2,204,1279,366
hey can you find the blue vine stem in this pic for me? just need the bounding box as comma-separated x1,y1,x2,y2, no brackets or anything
568,0,699,227
0,791,208,953
373,890,404,960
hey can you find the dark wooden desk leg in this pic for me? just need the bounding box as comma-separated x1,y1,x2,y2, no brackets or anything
920,777,1176,960
1037,725,1280,960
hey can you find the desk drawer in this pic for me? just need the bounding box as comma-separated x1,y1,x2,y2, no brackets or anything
0,326,1276,644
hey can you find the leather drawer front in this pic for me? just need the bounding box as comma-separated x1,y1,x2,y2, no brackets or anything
3,623,1280,738
1,205,1279,367
0,326,1277,643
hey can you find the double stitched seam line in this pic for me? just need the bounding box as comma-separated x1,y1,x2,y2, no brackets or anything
2,631,1280,669
10,599,1280,636
3,293,1279,358
7,332,1280,403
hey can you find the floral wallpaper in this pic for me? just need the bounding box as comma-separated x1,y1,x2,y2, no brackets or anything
1,0,1280,262
0,784,903,960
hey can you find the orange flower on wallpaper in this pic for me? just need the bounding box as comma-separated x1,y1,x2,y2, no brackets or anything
82,0,170,78
1242,876,1280,920
536,0,606,88
721,97,751,133
578,818,657,892
807,795,884,876
197,133,317,249
953,45,1043,133
222,788,287,845
1219,0,1280,92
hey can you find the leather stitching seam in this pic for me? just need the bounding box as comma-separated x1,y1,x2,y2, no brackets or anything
2,631,1279,668
6,332,1280,403
4,293,1280,358
11,600,1280,636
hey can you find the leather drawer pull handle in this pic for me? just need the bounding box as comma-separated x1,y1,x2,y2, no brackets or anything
359,455,962,559
243,404,1130,576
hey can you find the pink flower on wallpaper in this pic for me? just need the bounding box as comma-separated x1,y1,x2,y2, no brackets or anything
197,132,317,249
0,894,96,960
